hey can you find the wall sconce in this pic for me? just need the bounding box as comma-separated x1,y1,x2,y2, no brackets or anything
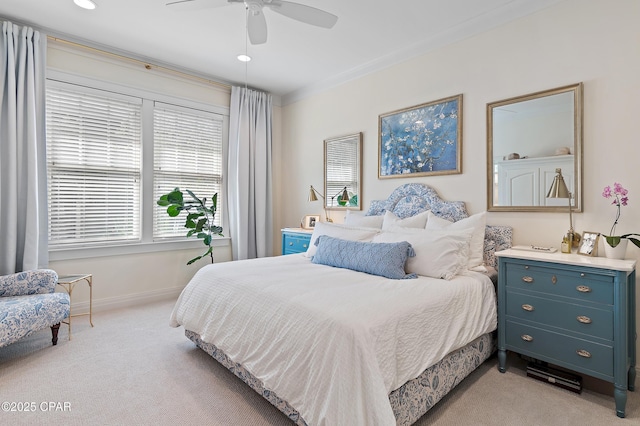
546,168,581,250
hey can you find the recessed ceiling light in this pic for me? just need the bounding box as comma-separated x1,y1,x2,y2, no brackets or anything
74,0,97,10
237,54,251,62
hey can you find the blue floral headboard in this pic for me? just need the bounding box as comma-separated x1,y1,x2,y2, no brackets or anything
366,183,512,269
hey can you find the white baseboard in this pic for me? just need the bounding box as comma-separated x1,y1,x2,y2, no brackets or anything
69,286,184,314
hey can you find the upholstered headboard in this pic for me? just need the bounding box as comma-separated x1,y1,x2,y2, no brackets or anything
365,183,512,269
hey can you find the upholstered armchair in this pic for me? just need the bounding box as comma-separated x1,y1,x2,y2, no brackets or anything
0,269,70,348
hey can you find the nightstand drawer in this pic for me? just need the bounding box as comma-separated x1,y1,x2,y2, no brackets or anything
282,233,311,255
506,320,613,378
506,291,613,340
505,263,613,305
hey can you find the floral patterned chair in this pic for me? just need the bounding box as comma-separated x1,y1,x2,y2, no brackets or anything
0,269,70,348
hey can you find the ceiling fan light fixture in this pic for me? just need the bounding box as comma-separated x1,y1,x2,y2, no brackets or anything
74,0,97,10
237,54,252,62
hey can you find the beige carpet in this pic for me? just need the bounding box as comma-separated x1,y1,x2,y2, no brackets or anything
1,299,638,425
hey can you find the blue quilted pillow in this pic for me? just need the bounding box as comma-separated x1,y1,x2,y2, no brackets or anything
312,235,417,279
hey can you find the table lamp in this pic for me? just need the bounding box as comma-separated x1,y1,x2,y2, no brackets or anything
546,168,581,250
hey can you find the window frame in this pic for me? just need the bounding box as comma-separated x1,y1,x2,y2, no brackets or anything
46,70,230,262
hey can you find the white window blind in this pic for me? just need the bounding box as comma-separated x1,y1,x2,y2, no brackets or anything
46,83,143,247
325,139,359,208
153,103,223,239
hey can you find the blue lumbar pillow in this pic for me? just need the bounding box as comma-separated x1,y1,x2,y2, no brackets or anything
312,235,417,279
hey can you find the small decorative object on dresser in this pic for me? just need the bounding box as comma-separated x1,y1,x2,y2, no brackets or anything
496,249,636,418
577,231,599,256
601,182,640,259
301,215,320,230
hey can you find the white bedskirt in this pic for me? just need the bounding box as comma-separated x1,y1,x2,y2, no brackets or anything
170,254,497,425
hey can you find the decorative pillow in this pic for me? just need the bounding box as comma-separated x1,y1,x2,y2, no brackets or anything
381,210,430,231
312,235,417,279
344,210,384,229
304,221,380,258
372,228,472,280
425,211,487,271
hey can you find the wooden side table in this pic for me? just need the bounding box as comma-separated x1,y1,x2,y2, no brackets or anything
57,274,94,339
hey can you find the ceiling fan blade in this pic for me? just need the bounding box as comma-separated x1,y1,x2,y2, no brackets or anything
165,0,230,11
247,9,268,45
266,0,338,29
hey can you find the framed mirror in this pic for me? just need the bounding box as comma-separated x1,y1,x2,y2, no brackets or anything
487,83,583,212
324,133,362,210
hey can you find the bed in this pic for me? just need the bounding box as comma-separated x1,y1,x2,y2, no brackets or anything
170,183,512,425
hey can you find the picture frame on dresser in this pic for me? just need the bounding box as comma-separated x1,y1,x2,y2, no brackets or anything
578,231,599,256
301,215,320,230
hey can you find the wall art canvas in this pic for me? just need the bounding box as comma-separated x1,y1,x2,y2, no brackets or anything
378,94,462,178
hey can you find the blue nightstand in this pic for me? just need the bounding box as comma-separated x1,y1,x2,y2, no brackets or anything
496,249,636,418
281,228,313,255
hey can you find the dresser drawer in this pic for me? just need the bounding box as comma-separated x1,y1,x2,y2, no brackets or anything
506,291,613,340
505,263,613,305
282,233,311,255
506,320,613,378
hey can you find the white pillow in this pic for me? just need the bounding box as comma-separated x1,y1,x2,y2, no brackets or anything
381,210,430,231
425,211,487,271
372,228,472,280
305,221,380,258
344,210,384,229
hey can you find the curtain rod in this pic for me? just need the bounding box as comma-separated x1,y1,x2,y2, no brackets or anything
47,36,232,91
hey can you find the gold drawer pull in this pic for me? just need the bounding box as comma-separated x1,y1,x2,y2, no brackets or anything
551,275,557,285
576,285,592,293
522,276,534,283
522,304,534,312
577,315,592,324
521,334,533,342
576,349,592,358
302,244,307,248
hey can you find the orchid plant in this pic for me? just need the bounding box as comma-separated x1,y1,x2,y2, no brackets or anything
602,183,640,248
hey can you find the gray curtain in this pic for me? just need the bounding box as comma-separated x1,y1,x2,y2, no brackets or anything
227,86,273,260
0,21,48,274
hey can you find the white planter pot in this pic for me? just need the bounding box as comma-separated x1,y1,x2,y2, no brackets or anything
603,238,628,259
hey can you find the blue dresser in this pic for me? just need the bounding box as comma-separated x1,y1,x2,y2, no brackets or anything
281,228,313,255
496,249,636,418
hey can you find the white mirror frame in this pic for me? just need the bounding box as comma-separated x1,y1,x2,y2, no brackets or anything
487,83,583,212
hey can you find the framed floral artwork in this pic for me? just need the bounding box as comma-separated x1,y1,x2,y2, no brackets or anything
378,94,462,178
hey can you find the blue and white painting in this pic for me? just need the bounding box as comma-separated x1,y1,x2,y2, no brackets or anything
379,95,462,178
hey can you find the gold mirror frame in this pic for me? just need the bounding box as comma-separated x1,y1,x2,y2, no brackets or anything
324,133,363,210
487,83,583,212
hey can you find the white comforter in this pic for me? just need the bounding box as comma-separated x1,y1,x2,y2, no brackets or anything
170,254,497,426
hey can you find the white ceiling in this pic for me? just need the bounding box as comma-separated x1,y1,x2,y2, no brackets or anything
0,0,564,104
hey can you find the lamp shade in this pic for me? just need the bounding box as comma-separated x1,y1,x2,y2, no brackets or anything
308,185,319,202
546,168,570,199
340,187,350,202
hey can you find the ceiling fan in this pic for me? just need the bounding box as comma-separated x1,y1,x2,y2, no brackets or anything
165,0,338,45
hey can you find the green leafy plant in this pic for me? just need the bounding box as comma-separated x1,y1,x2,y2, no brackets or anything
601,182,640,248
157,188,223,265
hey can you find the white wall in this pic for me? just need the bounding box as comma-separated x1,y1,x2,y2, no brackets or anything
280,0,640,350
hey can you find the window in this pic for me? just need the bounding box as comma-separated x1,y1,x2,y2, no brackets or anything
153,103,223,239
46,80,226,251
46,83,142,247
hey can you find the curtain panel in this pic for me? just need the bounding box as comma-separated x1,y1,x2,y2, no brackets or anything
227,86,273,260
0,21,48,274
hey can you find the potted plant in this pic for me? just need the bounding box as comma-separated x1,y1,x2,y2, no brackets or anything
157,188,223,265
601,182,640,259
